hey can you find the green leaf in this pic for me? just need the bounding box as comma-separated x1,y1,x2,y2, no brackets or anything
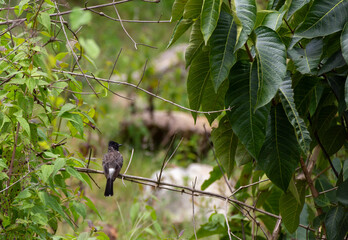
325,206,348,240
17,116,31,137
39,12,51,31
0,158,8,169
201,73,228,123
15,189,32,200
168,18,193,48
201,165,222,190
320,125,346,156
79,38,100,60
279,180,305,233
66,166,86,183
183,0,203,19
69,8,92,31
201,0,222,44
234,0,257,51
40,165,54,183
261,10,286,31
211,116,238,177
337,178,348,206
172,0,189,21
73,202,87,219
294,76,319,117
58,103,76,117
187,51,210,121
61,112,84,137
185,20,204,67
83,196,102,219
279,77,311,153
287,0,310,19
342,22,348,64
209,11,237,92
258,104,301,191
294,0,348,38
254,26,287,110
225,62,269,159
288,38,323,75
52,158,66,177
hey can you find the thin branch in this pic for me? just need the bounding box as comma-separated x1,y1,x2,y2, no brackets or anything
224,199,233,240
65,166,316,232
51,70,232,115
137,59,148,88
53,1,98,98
192,177,198,240
306,187,338,198
157,135,176,185
108,48,123,81
6,122,20,193
122,148,134,186
112,1,138,49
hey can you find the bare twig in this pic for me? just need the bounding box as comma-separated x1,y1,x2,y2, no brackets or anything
192,177,198,240
224,199,233,240
53,1,98,97
112,1,138,49
64,166,316,232
6,122,20,193
51,69,232,114
137,59,148,88
122,148,134,187
109,48,123,81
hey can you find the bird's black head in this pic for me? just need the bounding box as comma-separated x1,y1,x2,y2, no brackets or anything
108,141,122,151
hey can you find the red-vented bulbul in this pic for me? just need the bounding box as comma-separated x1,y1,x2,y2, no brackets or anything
102,141,123,197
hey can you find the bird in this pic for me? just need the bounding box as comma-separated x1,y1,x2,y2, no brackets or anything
102,141,123,197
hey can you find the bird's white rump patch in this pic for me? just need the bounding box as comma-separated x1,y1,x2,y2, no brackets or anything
109,168,115,177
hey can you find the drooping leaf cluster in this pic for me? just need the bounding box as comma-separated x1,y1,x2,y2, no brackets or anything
169,0,348,238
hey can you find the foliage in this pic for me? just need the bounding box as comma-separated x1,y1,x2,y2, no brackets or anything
0,0,116,239
170,0,348,238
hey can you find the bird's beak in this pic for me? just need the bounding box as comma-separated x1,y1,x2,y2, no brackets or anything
119,144,122,147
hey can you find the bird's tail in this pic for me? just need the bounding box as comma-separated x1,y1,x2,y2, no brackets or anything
104,178,113,197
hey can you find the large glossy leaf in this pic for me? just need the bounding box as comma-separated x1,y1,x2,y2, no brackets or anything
279,77,311,153
261,10,286,31
187,51,210,120
183,0,203,19
234,0,257,51
342,22,348,64
320,125,346,156
294,76,319,117
185,20,204,68
288,38,323,75
201,0,222,44
254,26,287,110
211,116,238,177
168,18,193,48
325,206,348,240
210,11,237,92
202,77,228,123
287,0,310,19
279,181,305,233
337,178,348,207
225,62,269,159
258,104,301,191
318,51,346,75
172,0,189,21
294,0,348,38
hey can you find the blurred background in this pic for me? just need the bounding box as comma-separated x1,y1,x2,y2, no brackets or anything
58,0,225,239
